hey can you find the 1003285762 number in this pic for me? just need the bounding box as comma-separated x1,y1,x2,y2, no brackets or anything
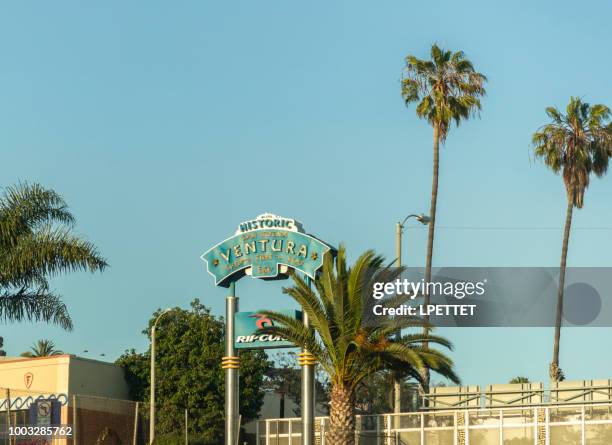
8,426,73,437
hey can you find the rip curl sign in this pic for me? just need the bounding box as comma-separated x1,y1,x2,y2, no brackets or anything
234,310,301,349
202,213,332,287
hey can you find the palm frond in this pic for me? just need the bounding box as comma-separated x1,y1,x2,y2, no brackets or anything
402,44,487,141
0,290,73,330
533,98,612,208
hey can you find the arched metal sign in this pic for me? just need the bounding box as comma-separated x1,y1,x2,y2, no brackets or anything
201,213,331,286
201,213,332,445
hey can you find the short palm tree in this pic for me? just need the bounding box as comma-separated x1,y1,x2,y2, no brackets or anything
532,97,612,382
21,339,64,357
260,246,459,445
0,182,107,330
401,44,486,389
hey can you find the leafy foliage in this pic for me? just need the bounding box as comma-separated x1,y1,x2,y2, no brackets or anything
0,182,107,330
353,372,419,415
533,97,612,208
116,348,150,400
263,352,329,417
116,299,271,444
401,44,487,142
20,339,64,357
509,376,530,384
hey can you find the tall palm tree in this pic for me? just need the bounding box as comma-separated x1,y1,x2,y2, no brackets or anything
21,339,64,357
401,44,486,390
260,245,459,445
0,182,107,330
532,97,612,382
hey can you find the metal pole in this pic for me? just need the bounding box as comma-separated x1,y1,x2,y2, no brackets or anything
393,222,402,417
150,309,171,445
133,402,139,445
5,389,10,445
150,324,156,445
302,278,315,445
73,394,78,445
184,408,188,445
226,282,239,445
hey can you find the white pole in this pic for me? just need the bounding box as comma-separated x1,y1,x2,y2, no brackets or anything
133,401,139,445
394,222,402,420
150,325,156,445
150,309,171,445
73,394,78,445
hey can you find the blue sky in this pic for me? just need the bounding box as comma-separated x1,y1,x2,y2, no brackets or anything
1,1,611,387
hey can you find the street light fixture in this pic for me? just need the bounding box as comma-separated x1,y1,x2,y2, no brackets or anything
150,308,173,445
394,213,430,416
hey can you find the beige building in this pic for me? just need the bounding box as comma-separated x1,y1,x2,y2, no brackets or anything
0,355,130,400
0,355,138,445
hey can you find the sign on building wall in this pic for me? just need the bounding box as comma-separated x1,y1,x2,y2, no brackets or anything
234,310,301,349
28,399,61,426
202,213,332,287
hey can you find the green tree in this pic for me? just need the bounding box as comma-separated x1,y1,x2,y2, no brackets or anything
353,372,419,415
20,339,64,357
260,246,459,445
115,348,150,400
263,353,301,418
263,351,329,417
401,45,486,390
509,376,530,384
0,182,107,330
532,97,612,381
116,299,271,444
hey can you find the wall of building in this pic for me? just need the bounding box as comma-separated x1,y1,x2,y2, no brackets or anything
0,355,70,397
0,355,130,400
67,356,130,400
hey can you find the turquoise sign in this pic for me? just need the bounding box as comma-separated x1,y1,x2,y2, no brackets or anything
202,214,332,287
234,310,300,349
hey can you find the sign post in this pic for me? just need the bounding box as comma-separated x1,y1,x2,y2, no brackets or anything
222,282,240,445
300,310,315,445
202,214,333,445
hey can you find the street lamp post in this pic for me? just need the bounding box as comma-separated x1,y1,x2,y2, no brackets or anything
150,308,172,445
394,213,430,415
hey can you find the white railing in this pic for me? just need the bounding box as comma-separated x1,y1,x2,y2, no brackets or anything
257,402,612,445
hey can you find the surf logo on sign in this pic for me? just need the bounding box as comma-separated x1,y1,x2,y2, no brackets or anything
236,313,285,345
250,313,273,330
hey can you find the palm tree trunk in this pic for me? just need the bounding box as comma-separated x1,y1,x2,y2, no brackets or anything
422,123,440,393
551,194,574,381
327,382,355,445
